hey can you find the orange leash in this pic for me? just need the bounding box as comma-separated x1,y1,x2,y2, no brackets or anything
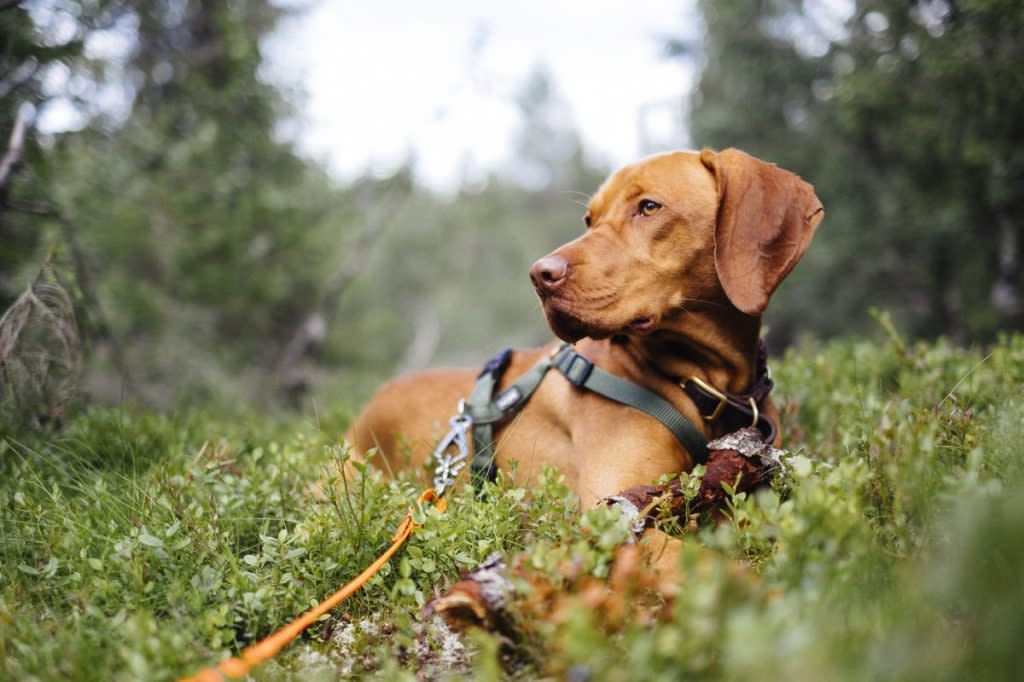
179,488,447,682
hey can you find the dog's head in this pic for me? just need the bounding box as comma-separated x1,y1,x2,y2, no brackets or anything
530,148,824,342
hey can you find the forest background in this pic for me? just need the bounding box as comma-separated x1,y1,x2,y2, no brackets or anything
2,0,1022,427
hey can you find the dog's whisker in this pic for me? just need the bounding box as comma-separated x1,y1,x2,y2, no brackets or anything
559,190,593,201
677,296,725,309
560,190,594,211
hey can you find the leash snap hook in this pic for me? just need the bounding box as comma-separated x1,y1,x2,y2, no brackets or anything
431,410,473,497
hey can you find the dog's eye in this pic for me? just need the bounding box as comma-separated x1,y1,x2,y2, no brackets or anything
638,199,662,217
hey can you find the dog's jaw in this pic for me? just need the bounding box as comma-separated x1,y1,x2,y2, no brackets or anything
542,301,610,343
541,297,662,343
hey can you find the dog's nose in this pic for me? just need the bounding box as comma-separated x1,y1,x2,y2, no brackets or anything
529,255,569,292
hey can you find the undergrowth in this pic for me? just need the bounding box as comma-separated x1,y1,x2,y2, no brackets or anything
1,334,1023,680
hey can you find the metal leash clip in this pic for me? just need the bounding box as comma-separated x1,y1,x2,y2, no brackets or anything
431,400,472,497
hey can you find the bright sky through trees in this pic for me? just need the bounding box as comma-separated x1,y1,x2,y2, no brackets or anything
269,0,698,190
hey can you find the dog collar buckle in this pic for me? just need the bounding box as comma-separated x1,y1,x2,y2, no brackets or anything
687,376,729,421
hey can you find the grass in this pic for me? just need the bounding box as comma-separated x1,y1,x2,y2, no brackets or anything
2,333,1023,681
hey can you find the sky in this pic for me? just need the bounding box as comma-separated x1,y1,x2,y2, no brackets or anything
34,0,701,193
268,0,700,191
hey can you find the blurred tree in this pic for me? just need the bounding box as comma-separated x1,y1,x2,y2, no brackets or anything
1,1,131,431
5,6,612,412
48,0,344,405
508,67,595,191
682,0,1024,344
0,1,88,305
0,5,40,297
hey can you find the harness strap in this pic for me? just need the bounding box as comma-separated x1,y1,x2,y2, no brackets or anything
466,348,556,486
462,342,775,490
551,346,709,465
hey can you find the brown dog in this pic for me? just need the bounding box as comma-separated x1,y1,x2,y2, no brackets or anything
349,149,821,510
345,151,817,614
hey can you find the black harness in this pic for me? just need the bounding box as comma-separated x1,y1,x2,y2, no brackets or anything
458,342,776,490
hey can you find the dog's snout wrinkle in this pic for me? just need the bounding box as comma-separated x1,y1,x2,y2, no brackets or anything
575,290,618,311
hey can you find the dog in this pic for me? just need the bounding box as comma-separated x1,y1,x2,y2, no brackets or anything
346,148,822,597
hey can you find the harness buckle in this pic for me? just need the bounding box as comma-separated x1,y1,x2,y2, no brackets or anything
688,376,729,421
562,353,594,388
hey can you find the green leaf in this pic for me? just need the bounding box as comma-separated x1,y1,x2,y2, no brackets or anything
139,533,164,548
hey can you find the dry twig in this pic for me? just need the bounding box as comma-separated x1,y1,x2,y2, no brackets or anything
0,103,31,192
0,258,82,430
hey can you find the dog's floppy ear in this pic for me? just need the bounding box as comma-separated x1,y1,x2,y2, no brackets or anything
699,148,824,315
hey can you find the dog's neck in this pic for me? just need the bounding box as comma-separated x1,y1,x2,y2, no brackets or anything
620,305,761,395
